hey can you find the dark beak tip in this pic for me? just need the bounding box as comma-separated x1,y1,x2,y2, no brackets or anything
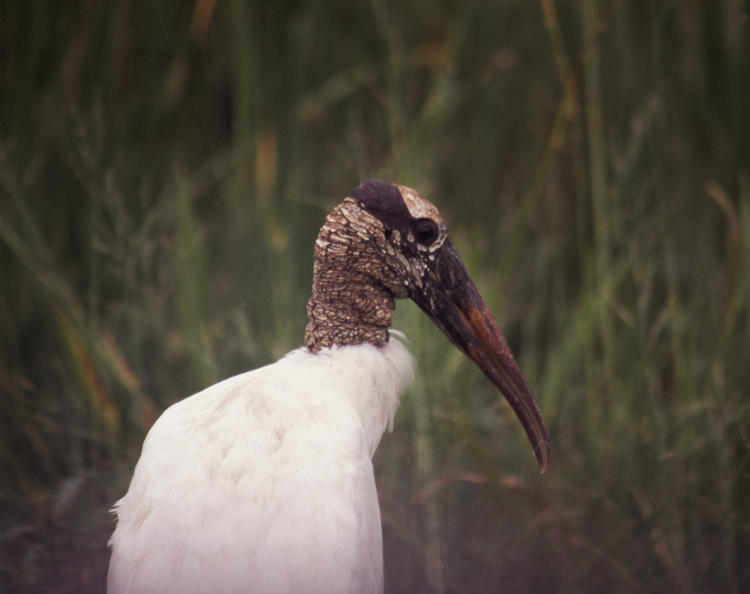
536,443,551,474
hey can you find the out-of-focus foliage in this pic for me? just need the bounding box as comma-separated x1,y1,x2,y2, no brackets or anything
1,1,748,592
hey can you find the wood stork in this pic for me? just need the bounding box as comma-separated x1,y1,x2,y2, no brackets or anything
107,180,550,594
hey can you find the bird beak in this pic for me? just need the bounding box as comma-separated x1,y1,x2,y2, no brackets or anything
410,240,550,472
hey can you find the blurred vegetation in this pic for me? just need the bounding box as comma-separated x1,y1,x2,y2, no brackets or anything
1,0,748,592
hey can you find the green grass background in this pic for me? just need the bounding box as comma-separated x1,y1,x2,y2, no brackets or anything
1,1,748,592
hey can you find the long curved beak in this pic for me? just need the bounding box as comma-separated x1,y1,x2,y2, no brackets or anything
410,240,550,472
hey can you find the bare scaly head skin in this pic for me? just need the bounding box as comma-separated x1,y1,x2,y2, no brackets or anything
304,198,399,349
396,184,443,231
304,183,446,349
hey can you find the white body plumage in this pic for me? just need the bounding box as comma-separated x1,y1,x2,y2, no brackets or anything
108,334,414,594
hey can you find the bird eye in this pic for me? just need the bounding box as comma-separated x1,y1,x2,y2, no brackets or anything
413,218,440,245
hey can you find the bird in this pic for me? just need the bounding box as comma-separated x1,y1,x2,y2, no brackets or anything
107,180,550,594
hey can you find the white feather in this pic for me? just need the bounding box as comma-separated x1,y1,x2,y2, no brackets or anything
108,331,414,594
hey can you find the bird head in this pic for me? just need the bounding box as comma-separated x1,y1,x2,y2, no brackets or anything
306,180,550,472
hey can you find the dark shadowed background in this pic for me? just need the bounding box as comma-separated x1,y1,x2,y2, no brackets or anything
1,1,748,592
